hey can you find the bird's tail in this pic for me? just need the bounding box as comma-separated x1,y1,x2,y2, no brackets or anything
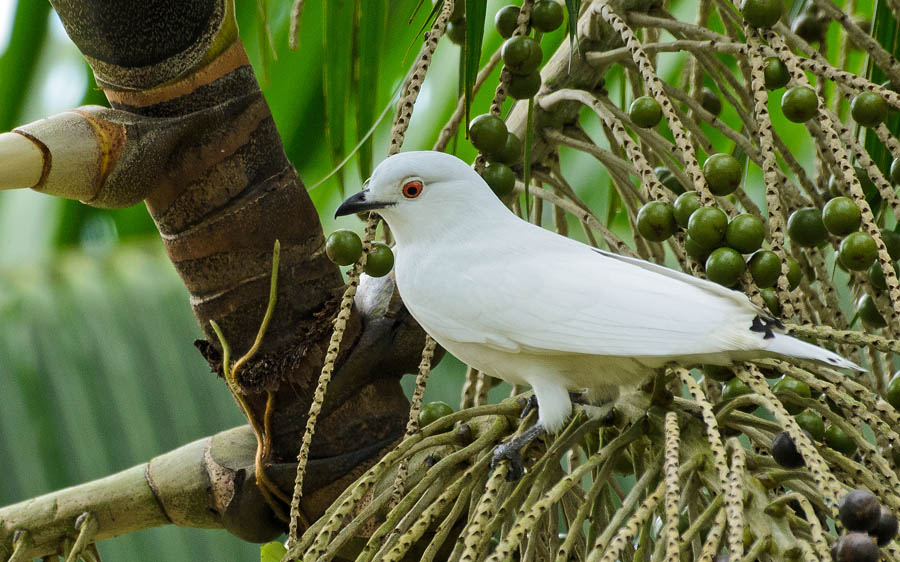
766,334,864,371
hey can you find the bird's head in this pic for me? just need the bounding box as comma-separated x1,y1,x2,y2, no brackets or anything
335,151,509,243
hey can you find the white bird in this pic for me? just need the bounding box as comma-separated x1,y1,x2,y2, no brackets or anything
336,150,861,477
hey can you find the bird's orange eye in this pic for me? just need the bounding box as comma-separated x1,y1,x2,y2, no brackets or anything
402,180,423,199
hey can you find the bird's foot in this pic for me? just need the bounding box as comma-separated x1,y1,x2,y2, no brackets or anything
517,393,539,419
491,423,544,481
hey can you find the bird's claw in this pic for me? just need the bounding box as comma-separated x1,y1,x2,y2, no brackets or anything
517,394,539,419
491,442,526,481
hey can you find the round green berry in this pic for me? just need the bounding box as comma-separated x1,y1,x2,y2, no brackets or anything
706,247,746,287
481,162,516,197
637,201,677,242
418,401,454,429
822,196,861,236
446,0,465,23
749,250,781,288
655,167,686,194
703,153,743,196
326,229,363,265
741,0,783,28
701,88,722,116
629,96,663,128
364,243,395,277
772,377,812,415
824,424,857,456
791,13,827,43
469,114,508,154
891,158,900,184
786,256,802,290
673,191,701,228
869,260,899,291
506,71,542,99
494,5,520,38
850,91,888,128
531,0,565,32
787,207,827,247
501,36,542,75
881,228,900,260
447,19,466,45
839,231,877,271
725,213,765,254
858,294,887,328
886,373,900,410
688,207,728,249
722,377,752,401
795,410,825,441
493,133,522,165
763,57,790,90
781,86,818,123
760,287,781,315
684,234,713,262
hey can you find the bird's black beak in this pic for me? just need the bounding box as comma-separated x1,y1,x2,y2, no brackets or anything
334,190,391,218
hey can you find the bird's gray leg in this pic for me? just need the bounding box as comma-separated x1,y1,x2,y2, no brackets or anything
518,393,539,419
491,423,544,481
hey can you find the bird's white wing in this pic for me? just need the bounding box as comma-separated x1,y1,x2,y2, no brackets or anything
404,223,765,358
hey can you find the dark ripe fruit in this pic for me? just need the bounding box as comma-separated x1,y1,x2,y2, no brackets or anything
868,260,899,291
725,214,765,254
791,13,827,43
492,133,522,165
833,533,880,562
892,158,900,185
701,88,722,116
326,229,363,266
637,201,677,242
760,288,781,315
886,373,900,409
722,377,752,402
781,86,818,123
501,36,542,75
786,256,802,290
685,234,713,262
706,247,745,287
839,489,882,532
763,57,790,90
839,232,877,271
688,207,728,249
872,506,899,546
851,91,888,128
857,294,887,328
881,228,900,260
629,96,663,128
494,5,520,38
825,423,858,456
481,162,516,197
364,243,395,277
749,250,781,288
531,0,565,32
741,0,783,28
418,401,454,429
674,191,701,228
787,207,827,247
469,114,508,155
447,19,466,45
771,431,805,468
506,71,542,99
822,196,861,236
795,409,825,441
771,377,811,414
703,153,742,196
703,364,735,382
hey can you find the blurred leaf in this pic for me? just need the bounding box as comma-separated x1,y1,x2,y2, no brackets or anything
260,541,288,562
355,0,388,180
323,0,356,194
0,1,50,131
464,0,486,128
256,0,277,84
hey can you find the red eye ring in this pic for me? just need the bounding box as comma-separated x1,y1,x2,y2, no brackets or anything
402,180,423,199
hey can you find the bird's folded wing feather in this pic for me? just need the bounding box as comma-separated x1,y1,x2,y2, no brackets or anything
410,230,763,358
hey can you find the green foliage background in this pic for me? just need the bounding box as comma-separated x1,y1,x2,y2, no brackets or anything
0,0,885,559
